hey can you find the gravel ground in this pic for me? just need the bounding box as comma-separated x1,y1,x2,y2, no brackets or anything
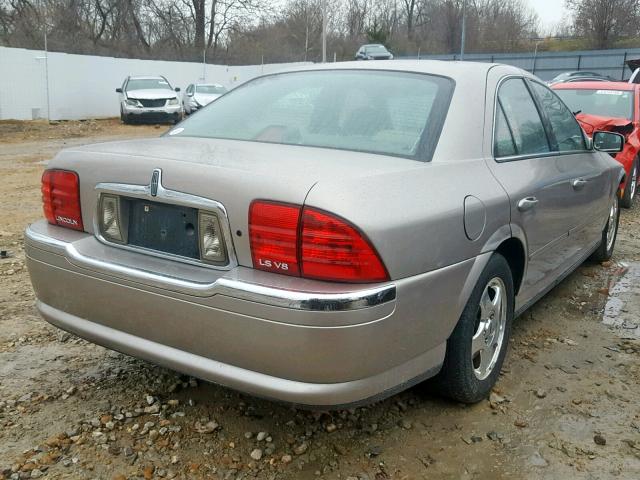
1,119,640,480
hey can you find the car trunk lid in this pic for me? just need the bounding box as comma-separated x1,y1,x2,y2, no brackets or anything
53,136,423,269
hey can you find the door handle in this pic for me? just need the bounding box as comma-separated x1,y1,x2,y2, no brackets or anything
572,178,588,190
517,197,539,212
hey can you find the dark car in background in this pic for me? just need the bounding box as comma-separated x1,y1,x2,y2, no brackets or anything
355,44,393,60
548,71,611,86
553,81,640,208
116,75,182,124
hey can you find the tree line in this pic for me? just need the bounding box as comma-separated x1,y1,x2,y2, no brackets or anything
0,0,639,65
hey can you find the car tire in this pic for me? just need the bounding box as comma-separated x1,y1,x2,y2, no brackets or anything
591,193,620,263
121,110,131,125
434,253,514,403
621,159,638,208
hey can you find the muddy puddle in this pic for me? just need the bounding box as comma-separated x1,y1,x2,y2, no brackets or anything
602,261,640,337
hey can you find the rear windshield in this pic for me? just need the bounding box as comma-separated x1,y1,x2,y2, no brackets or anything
127,78,172,91
197,85,227,94
555,88,634,121
171,70,454,159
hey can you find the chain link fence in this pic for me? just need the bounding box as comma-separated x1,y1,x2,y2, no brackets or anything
402,47,640,81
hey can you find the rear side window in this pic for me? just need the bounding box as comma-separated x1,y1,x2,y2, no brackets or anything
529,82,586,152
495,104,517,157
495,78,550,157
171,70,454,160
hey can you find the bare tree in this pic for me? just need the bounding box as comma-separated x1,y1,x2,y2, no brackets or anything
0,0,549,64
566,0,640,49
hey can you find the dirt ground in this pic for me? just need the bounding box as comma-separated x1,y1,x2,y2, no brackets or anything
1,119,640,480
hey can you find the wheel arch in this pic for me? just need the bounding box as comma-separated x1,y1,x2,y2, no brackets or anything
495,237,526,296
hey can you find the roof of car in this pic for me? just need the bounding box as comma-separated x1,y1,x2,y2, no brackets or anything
560,71,603,77
552,81,637,91
282,60,523,82
129,75,166,80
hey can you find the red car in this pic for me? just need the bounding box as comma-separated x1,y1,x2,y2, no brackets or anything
553,81,640,207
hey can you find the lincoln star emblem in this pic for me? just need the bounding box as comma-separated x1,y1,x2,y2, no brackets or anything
150,169,161,197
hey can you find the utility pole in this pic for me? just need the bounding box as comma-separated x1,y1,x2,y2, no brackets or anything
321,0,327,63
202,48,206,81
44,25,50,121
532,39,542,75
460,0,467,60
38,0,51,122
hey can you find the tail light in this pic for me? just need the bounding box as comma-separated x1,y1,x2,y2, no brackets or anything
249,201,300,276
249,200,388,283
300,207,388,282
41,169,83,231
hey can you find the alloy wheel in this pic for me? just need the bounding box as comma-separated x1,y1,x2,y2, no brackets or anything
606,195,619,252
471,277,507,381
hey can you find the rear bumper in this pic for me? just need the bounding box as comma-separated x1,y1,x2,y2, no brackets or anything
25,221,485,406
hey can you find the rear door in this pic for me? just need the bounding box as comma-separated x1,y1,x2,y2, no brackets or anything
527,79,610,253
485,75,588,309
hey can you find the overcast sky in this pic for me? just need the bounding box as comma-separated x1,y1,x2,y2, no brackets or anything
530,0,569,31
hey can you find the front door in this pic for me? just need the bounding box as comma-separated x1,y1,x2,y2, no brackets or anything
527,80,610,254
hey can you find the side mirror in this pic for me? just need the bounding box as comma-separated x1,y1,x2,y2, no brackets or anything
187,91,194,97
593,131,624,153
115,88,122,93
175,87,181,92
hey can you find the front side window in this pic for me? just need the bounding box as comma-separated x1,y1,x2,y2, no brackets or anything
495,78,550,157
530,81,586,152
172,70,454,159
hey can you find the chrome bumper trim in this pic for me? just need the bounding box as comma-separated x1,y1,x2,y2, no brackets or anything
214,277,396,311
25,224,396,312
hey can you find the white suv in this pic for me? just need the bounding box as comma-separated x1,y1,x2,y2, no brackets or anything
116,76,183,124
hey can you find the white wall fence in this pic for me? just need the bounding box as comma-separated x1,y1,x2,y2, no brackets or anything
0,47,309,121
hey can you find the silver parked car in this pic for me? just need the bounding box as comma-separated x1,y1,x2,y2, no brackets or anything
116,75,182,124
27,61,624,407
182,83,228,114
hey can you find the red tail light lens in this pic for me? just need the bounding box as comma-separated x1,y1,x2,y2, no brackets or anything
249,201,300,276
249,200,389,283
301,207,388,283
41,169,84,231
